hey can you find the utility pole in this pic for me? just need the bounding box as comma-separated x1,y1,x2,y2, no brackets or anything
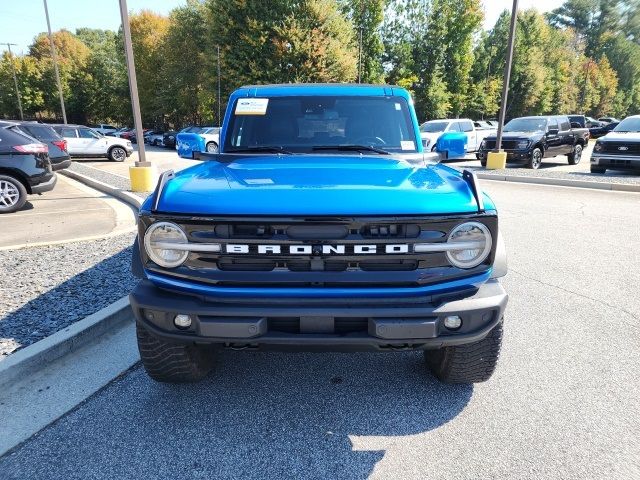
43,0,67,123
357,25,363,84
487,0,519,169
119,0,153,192
3,43,23,120
217,45,221,127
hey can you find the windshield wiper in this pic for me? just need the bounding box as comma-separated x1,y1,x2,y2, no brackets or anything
312,144,390,155
228,146,293,154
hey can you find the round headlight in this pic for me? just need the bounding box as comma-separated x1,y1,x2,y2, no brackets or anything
144,221,188,268
516,140,529,149
594,142,603,152
446,222,492,269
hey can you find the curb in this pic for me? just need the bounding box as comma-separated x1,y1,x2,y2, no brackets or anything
476,172,640,192
0,297,132,388
61,169,144,209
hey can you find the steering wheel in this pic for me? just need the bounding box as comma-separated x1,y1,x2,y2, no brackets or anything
353,136,387,145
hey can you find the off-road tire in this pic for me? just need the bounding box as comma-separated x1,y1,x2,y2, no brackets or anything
526,148,543,169
568,144,583,165
424,321,503,384
590,165,606,174
0,174,28,214
136,323,215,383
108,146,127,162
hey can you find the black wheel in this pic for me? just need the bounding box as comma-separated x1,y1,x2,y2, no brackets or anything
0,175,28,214
136,323,215,383
108,146,127,162
205,142,219,153
568,144,583,165
590,165,606,174
424,321,503,384
527,148,543,169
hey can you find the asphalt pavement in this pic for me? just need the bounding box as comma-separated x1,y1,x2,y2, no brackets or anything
1,181,639,479
0,174,136,249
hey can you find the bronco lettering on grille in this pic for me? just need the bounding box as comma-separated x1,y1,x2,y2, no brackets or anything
225,244,410,255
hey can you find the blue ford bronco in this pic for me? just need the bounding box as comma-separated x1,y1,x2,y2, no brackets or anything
130,84,508,384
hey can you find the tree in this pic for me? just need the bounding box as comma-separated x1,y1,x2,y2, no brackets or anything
341,0,385,83
209,0,357,111
129,11,170,125
161,0,214,126
28,30,90,122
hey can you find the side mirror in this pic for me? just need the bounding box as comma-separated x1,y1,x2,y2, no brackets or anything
547,128,559,135
435,132,467,160
570,122,581,129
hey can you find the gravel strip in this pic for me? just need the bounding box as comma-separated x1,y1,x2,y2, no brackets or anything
67,162,149,198
0,232,137,358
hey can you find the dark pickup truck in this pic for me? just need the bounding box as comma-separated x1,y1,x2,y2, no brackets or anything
477,115,589,169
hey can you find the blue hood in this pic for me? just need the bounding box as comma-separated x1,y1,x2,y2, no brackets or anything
149,155,490,216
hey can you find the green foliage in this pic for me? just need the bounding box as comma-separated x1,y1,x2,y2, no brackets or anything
341,0,385,83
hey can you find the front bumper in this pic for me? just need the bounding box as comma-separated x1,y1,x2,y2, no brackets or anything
591,154,640,170
477,150,530,162
130,279,508,351
30,173,57,194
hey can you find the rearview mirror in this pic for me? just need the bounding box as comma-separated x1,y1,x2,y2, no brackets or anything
547,128,559,135
570,122,581,129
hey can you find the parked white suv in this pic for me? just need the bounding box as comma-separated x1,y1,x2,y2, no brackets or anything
89,124,118,135
53,124,133,162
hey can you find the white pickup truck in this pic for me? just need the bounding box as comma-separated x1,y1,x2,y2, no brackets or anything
419,118,497,153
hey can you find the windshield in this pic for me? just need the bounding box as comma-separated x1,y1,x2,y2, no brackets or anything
613,117,640,132
420,121,448,133
224,95,418,154
504,118,547,132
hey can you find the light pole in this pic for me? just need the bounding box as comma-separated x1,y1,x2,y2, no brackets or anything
119,0,154,192
3,43,23,120
43,0,67,124
487,0,519,169
357,25,363,83
217,44,221,126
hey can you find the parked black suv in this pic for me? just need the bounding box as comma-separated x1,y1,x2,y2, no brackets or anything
0,121,71,171
477,115,589,169
0,126,56,213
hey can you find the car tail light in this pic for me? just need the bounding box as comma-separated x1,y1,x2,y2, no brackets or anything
52,139,67,152
13,143,49,154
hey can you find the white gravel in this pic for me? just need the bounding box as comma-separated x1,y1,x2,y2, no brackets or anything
0,233,137,358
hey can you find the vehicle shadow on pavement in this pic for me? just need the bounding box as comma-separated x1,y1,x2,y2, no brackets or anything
0,351,472,479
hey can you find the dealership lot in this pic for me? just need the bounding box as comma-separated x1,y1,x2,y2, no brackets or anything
2,180,638,479
0,175,136,249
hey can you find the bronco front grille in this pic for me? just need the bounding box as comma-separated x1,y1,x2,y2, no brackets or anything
140,215,498,289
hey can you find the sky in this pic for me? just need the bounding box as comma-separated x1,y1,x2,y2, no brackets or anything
0,0,561,55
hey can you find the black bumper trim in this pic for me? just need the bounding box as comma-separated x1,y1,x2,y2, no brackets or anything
130,279,508,350
30,173,57,194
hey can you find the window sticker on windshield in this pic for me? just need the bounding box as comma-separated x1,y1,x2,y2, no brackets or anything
235,98,269,115
401,140,415,150
395,103,401,110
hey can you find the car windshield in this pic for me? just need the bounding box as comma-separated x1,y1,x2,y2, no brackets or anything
613,118,640,132
202,127,220,134
504,118,547,132
420,121,448,133
224,95,418,154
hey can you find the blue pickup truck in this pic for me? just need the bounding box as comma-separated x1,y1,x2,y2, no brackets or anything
130,84,508,384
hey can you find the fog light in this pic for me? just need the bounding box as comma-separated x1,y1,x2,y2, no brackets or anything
174,314,192,329
443,315,462,330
